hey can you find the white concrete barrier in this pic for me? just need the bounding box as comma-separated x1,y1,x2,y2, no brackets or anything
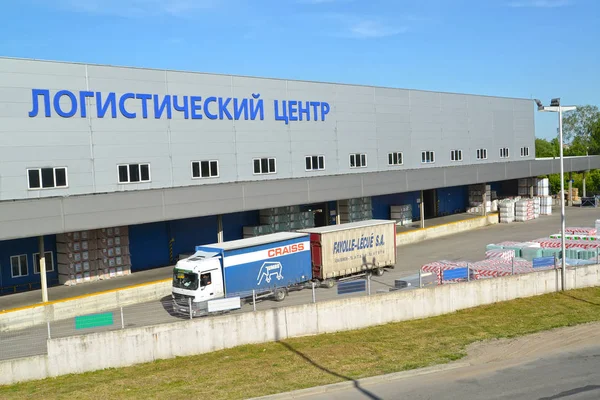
396,213,498,246
1,264,598,386
0,279,171,332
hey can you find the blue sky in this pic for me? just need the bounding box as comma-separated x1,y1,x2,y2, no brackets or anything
2,0,598,139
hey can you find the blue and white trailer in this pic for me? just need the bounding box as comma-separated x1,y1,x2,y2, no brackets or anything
172,232,311,316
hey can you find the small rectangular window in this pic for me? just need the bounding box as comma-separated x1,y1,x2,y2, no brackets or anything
192,160,219,179
476,148,488,160
118,163,151,183
253,158,277,175
500,148,510,158
421,151,435,164
388,152,403,166
451,150,462,162
520,147,529,157
27,167,68,190
349,153,367,168
28,169,40,189
11,254,28,278
305,155,325,171
34,251,55,274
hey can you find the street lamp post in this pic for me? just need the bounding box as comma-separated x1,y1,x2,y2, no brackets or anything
535,98,576,291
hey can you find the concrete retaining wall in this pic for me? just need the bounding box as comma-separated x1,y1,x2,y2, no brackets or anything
0,279,171,332
2,264,598,386
395,213,498,246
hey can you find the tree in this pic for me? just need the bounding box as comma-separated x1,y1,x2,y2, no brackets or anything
562,105,600,151
535,138,560,158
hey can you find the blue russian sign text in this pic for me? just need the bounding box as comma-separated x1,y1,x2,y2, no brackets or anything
28,89,329,123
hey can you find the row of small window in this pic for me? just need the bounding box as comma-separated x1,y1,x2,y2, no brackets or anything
26,146,534,189
10,252,55,278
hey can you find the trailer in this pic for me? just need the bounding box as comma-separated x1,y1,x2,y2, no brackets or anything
298,219,397,287
172,232,311,316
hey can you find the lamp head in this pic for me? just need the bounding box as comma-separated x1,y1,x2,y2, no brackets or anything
550,98,560,107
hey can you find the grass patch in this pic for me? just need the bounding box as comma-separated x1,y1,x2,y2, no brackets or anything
3,288,600,400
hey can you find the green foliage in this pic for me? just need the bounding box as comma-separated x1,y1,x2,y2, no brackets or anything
562,105,600,146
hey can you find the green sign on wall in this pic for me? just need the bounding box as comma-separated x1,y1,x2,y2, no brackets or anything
75,312,114,330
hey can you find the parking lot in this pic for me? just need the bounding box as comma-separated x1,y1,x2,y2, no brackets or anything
1,206,598,362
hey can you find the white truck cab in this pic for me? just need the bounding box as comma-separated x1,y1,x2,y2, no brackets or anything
172,251,225,316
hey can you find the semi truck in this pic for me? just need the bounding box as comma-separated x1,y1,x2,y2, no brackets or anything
172,232,312,316
172,219,397,316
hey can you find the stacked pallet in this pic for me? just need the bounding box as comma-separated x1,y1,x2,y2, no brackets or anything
244,206,315,238
533,197,541,219
57,230,98,286
515,199,534,222
540,195,553,215
498,199,516,223
518,178,533,196
97,226,131,280
571,188,580,203
338,197,372,223
56,226,132,286
467,184,491,214
534,178,550,196
390,204,412,226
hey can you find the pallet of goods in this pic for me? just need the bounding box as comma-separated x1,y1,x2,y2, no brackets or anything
56,226,131,286
390,204,412,226
515,199,534,222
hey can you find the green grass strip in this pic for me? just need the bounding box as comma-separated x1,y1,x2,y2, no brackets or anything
2,287,600,400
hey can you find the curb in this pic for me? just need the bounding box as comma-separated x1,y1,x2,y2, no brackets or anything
246,361,471,399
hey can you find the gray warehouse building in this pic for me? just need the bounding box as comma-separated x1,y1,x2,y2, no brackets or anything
0,56,598,294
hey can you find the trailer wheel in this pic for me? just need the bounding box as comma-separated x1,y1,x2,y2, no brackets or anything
374,268,384,277
274,288,286,302
322,279,335,289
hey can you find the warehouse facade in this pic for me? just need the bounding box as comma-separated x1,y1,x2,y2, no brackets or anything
0,56,598,293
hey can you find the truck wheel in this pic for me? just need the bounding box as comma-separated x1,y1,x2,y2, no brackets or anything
322,279,335,289
274,288,286,302
374,268,384,277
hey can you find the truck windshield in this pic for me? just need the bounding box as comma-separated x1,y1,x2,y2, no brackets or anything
173,269,199,290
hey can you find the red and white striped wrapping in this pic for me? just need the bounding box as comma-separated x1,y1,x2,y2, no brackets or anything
565,227,597,236
421,260,471,284
469,258,537,278
531,238,600,250
485,249,516,261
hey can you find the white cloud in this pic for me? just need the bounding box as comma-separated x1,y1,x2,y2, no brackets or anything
57,0,219,17
349,20,408,38
321,13,408,39
507,0,572,8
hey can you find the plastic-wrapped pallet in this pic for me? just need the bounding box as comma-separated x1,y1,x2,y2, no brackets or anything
596,219,600,234
533,197,541,219
499,199,515,223
515,199,534,222
535,178,550,196
565,227,597,236
540,196,553,215
391,204,413,226
485,249,515,261
518,178,532,196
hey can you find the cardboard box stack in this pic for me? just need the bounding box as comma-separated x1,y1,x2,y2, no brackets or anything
97,226,132,280
243,206,315,238
467,184,492,214
390,204,412,226
338,197,372,223
57,226,131,286
57,230,98,286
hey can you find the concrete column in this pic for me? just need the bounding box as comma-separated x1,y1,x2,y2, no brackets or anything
419,191,425,229
529,180,534,198
335,201,341,225
583,170,588,198
482,183,487,217
568,172,573,207
217,215,224,243
38,236,48,303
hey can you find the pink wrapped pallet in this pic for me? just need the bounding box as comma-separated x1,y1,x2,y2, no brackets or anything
565,227,597,235
470,258,536,278
485,249,516,261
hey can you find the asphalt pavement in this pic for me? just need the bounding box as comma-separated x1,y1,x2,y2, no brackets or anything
298,324,600,400
1,206,599,362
